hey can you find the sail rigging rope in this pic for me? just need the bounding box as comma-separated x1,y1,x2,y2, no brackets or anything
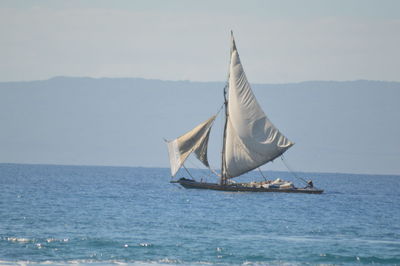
186,157,204,170
186,158,214,178
216,102,225,116
182,164,195,180
258,167,268,181
188,155,220,180
281,155,308,185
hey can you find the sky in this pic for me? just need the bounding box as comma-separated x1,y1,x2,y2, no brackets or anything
1,0,400,83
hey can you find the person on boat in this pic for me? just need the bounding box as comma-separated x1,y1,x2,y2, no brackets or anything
305,180,314,188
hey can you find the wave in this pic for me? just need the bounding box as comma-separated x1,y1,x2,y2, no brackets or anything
2,237,69,244
2,256,400,266
0,259,218,266
317,253,400,264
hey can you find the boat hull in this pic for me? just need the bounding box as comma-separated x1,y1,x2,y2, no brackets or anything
171,179,323,194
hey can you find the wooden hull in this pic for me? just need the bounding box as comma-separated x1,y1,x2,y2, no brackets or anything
171,179,323,194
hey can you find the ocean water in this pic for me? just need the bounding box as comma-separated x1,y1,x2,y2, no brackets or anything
0,164,399,265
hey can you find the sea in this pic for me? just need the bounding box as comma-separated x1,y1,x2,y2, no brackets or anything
0,163,399,265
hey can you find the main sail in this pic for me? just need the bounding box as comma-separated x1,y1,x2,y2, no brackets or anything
166,115,216,177
223,34,294,179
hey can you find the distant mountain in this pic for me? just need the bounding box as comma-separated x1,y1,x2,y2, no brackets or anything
1,77,399,175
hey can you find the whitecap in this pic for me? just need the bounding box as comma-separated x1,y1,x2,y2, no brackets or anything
138,243,153,247
6,237,31,243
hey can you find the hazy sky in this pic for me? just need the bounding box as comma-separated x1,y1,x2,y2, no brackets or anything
1,0,399,83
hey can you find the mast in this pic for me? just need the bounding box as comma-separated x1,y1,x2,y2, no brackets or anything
220,83,228,185
220,31,234,185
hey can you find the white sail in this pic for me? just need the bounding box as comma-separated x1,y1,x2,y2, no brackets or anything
166,115,216,177
223,35,294,179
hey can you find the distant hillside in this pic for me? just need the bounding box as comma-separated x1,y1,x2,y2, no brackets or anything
1,77,399,175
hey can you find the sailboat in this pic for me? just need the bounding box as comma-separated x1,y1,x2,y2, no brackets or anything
165,32,323,194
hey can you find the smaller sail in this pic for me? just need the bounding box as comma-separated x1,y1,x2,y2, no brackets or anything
166,115,216,177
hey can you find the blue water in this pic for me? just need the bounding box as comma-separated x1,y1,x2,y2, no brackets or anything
0,164,399,265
